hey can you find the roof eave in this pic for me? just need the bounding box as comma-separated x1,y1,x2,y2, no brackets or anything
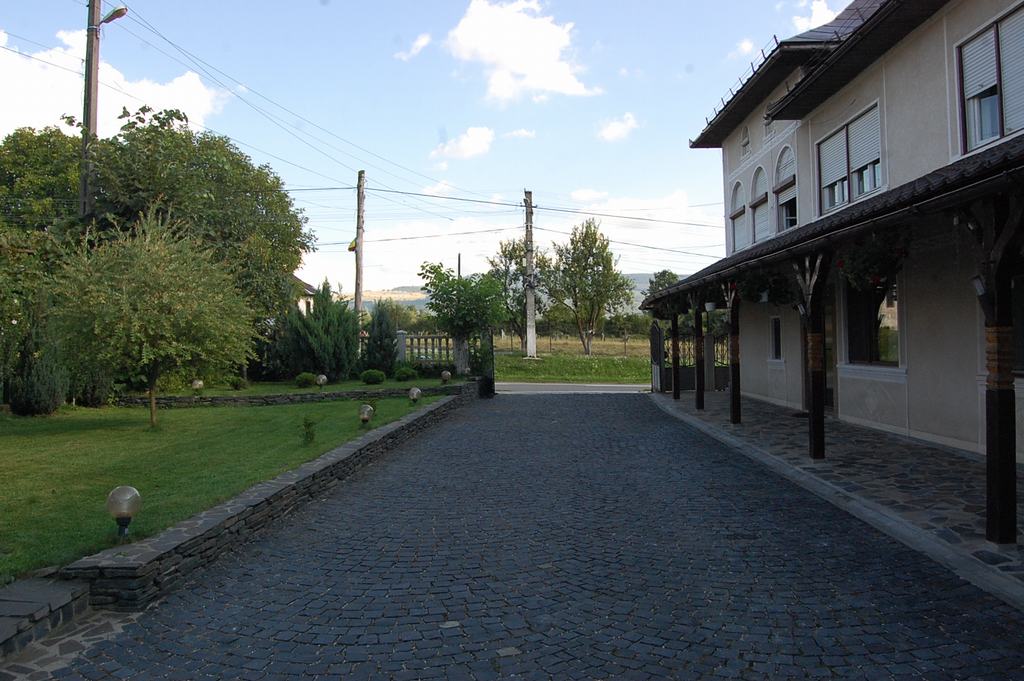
690,43,832,149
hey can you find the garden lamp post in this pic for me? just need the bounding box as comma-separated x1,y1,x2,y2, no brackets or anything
409,387,421,403
79,1,128,218
106,485,141,540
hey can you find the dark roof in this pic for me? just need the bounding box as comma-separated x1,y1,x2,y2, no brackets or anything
643,134,1024,310
769,0,953,121
691,0,890,149
292,274,318,296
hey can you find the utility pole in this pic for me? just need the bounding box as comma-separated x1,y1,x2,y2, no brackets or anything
78,1,127,219
524,190,537,358
457,253,461,278
354,169,365,314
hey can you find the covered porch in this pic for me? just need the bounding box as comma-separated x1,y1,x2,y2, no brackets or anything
642,136,1024,545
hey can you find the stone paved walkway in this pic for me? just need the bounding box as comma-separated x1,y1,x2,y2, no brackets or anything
6,394,1024,679
654,391,1024,583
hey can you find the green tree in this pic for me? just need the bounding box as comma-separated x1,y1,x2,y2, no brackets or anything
541,219,633,355
487,237,549,354
643,269,679,298
419,263,503,374
54,212,256,426
276,282,360,382
90,107,313,322
364,299,397,376
0,126,79,235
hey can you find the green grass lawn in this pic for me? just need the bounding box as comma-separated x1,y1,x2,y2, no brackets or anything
0,396,439,584
149,376,460,398
495,353,649,384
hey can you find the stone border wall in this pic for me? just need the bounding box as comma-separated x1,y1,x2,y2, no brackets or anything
59,380,478,612
114,384,463,409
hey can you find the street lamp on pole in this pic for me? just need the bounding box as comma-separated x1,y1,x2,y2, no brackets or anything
79,1,128,219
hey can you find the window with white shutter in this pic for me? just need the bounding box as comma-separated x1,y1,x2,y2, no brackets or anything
818,106,883,214
751,168,771,242
958,7,1024,151
849,107,882,199
775,147,797,230
819,129,848,213
730,183,750,252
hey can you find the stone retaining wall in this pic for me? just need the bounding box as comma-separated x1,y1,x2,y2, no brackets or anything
59,380,478,612
114,384,463,409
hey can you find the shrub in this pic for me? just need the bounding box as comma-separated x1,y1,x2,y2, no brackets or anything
301,415,317,445
360,369,385,385
363,300,397,377
227,375,248,391
270,282,359,381
394,366,417,382
69,364,113,408
295,371,317,388
10,349,68,416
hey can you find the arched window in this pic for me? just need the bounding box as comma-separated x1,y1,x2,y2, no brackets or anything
751,167,770,242
740,126,751,158
730,182,750,251
775,146,798,230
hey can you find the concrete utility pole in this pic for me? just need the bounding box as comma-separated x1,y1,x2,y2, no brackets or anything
79,1,127,217
354,169,365,314
524,190,537,358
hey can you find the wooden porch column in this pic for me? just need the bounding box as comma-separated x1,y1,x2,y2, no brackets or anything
694,294,705,410
794,253,831,459
961,197,1023,543
727,289,741,424
671,314,681,401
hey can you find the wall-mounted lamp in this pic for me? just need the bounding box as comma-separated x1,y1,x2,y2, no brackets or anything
704,301,717,313
971,275,987,297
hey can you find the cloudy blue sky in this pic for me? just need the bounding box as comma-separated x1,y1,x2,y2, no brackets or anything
1,0,843,291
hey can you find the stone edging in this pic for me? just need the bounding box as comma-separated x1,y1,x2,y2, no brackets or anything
59,380,477,613
114,384,463,409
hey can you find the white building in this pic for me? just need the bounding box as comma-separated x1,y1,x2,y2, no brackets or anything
643,0,1024,543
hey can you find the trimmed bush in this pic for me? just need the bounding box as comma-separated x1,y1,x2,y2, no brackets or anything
295,371,317,388
363,301,397,377
394,366,417,382
360,369,385,385
10,349,68,416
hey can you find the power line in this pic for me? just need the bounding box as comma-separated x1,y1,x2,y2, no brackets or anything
533,226,721,259
318,226,520,246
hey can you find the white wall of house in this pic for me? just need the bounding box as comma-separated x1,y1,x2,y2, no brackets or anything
713,0,1024,458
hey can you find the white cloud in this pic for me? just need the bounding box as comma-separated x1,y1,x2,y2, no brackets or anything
429,126,495,159
502,128,535,139
597,112,638,142
433,160,449,171
570,188,608,202
394,33,432,61
793,1,840,31
0,29,226,139
423,180,454,196
728,39,755,59
446,0,601,102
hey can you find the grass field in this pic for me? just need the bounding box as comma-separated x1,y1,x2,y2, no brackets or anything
497,334,651,358
495,353,648,384
0,396,438,584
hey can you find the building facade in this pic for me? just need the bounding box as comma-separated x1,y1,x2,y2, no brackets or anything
643,0,1024,543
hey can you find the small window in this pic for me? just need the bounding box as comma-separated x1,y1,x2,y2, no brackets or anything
730,182,750,251
740,126,751,157
304,299,312,314
751,168,771,242
764,115,775,142
779,198,798,230
775,147,797,230
847,281,899,365
769,317,782,360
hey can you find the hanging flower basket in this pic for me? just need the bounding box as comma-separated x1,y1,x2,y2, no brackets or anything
736,270,794,305
836,230,909,291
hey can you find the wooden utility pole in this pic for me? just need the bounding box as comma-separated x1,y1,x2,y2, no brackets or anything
354,170,365,314
524,190,537,358
79,0,102,218
457,253,461,278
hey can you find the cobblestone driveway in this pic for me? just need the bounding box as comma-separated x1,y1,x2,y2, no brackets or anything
46,395,1024,679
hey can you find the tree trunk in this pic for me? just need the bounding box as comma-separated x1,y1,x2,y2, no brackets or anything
147,374,158,427
454,336,470,375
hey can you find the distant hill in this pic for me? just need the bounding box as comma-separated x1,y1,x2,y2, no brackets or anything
361,273,665,313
